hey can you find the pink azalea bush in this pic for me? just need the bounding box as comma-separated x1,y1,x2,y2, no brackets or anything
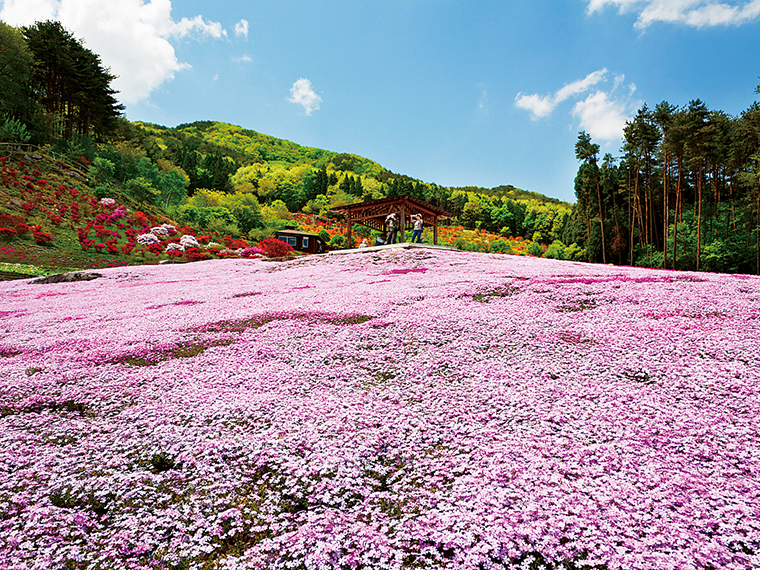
0,249,758,570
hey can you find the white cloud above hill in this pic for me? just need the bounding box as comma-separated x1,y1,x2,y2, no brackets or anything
515,70,641,143
515,69,608,119
587,0,760,28
0,0,229,105
288,78,323,115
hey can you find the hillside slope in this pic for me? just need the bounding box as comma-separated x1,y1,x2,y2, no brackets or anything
1,249,759,569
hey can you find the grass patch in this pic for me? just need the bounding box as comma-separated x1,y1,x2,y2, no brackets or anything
194,311,373,335
111,338,234,367
469,284,519,303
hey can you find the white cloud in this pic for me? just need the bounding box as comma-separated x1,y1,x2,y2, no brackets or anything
516,69,641,142
234,55,253,63
515,69,608,120
586,0,760,28
234,18,249,39
572,91,640,141
172,15,226,38
288,78,322,115
0,0,229,105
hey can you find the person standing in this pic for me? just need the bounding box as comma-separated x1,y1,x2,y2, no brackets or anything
410,214,423,243
386,213,398,244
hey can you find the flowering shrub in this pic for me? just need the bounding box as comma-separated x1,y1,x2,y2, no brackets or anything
184,246,209,261
0,226,16,238
31,227,53,245
151,224,175,238
103,238,119,255
259,237,294,258
179,234,200,250
165,243,184,253
99,197,116,207
240,246,266,257
136,233,160,246
223,235,250,249
146,242,163,256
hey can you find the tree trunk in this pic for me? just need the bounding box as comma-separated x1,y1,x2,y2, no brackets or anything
595,168,606,264
696,159,703,272
663,150,669,269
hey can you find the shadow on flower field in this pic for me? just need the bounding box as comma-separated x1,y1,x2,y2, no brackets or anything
1,248,759,570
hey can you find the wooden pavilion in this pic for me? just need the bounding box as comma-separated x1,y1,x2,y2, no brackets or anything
333,195,453,246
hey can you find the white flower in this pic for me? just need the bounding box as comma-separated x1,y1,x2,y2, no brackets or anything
136,233,160,246
180,235,200,249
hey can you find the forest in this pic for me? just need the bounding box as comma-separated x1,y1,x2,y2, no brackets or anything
570,97,760,274
2,19,759,273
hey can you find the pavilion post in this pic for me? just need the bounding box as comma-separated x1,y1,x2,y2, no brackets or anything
347,210,353,246
433,216,439,245
399,206,406,243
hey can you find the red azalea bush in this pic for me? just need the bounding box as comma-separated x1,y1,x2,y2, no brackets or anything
32,230,53,246
14,223,29,236
258,238,294,258
0,227,16,239
184,247,209,261
223,236,250,249
104,238,119,255
94,225,119,240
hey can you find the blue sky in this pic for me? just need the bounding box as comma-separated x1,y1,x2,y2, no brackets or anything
2,0,760,202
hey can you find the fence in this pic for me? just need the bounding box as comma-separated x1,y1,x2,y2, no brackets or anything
0,142,89,176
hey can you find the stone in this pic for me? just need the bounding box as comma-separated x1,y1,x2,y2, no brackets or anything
32,272,102,284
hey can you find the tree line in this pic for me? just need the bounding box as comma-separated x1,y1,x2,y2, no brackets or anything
0,20,123,145
570,94,760,274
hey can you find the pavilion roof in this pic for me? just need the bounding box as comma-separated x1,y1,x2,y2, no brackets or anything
332,195,453,221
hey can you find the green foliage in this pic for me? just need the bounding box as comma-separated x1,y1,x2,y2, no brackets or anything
247,227,275,242
488,239,512,254
89,157,115,183
262,199,293,229
329,234,346,248
124,177,159,205
544,240,567,260
317,229,330,243
226,193,264,234
527,241,544,257
0,22,43,142
176,204,236,229
563,243,585,261
22,20,123,141
157,168,189,209
0,116,31,143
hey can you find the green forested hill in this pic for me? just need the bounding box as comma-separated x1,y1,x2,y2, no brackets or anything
116,119,574,246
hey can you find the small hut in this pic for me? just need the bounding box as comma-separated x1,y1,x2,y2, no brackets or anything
333,195,453,246
274,227,329,254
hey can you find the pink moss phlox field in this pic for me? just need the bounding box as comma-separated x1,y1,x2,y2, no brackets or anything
1,249,759,570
